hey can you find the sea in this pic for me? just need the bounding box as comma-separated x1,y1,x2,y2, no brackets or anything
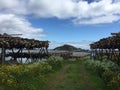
0,49,90,63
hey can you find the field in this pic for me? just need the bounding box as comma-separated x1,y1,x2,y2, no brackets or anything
1,56,119,90
44,59,107,90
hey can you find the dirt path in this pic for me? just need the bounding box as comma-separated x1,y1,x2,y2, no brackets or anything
80,64,94,90
44,61,94,90
43,64,70,90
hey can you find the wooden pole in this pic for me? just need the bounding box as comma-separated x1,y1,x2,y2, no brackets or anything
2,47,5,65
21,48,22,63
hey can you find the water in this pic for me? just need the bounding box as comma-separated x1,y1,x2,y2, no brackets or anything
72,52,90,56
0,49,90,63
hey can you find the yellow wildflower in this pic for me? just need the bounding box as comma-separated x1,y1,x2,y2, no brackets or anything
7,79,14,86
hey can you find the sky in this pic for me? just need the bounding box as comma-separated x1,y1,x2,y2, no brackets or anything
0,0,120,49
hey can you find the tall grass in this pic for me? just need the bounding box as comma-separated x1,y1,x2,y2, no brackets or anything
84,57,120,90
0,56,64,90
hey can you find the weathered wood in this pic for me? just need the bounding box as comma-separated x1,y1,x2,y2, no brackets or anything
0,33,49,64
90,32,120,65
1,47,5,65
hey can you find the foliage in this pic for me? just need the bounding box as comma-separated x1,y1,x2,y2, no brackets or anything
0,56,64,90
84,58,120,90
53,44,88,52
56,62,84,90
54,44,78,51
47,56,64,70
0,62,52,90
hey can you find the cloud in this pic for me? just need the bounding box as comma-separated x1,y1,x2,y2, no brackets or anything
0,0,27,15
73,15,120,24
28,0,77,18
0,0,45,40
49,41,93,49
0,14,45,40
27,0,120,24
0,0,120,24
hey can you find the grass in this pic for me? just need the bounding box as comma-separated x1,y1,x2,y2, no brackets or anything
0,57,109,90
85,66,107,90
56,62,84,90
0,62,52,90
44,58,108,90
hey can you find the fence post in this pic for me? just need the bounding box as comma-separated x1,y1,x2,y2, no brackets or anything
2,47,5,65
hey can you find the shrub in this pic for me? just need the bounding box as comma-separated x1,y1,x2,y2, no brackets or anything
0,62,52,90
47,56,64,70
84,59,120,90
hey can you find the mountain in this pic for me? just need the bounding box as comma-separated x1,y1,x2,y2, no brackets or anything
53,44,88,52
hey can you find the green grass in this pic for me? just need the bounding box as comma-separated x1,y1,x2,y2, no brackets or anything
85,67,107,90
56,62,84,90
0,57,109,90
44,58,108,90
83,57,108,90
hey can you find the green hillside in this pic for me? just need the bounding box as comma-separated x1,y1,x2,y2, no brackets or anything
54,44,87,52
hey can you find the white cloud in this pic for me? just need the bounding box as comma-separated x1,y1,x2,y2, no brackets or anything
27,0,120,24
0,0,27,15
0,0,120,24
0,14,45,40
49,41,93,49
28,0,77,18
74,15,120,24
0,0,45,40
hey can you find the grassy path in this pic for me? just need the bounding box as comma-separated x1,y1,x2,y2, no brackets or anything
44,64,71,90
43,60,106,90
80,64,94,90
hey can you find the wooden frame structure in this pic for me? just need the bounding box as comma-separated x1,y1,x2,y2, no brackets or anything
0,34,49,64
90,32,120,65
49,51,72,59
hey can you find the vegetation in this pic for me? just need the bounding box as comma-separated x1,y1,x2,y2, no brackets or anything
0,56,64,90
89,32,120,90
55,61,84,90
54,44,88,52
44,58,109,90
84,57,120,90
0,56,119,90
0,62,51,90
47,56,64,70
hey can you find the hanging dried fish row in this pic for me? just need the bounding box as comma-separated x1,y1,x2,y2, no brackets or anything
0,33,49,64
90,32,120,65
